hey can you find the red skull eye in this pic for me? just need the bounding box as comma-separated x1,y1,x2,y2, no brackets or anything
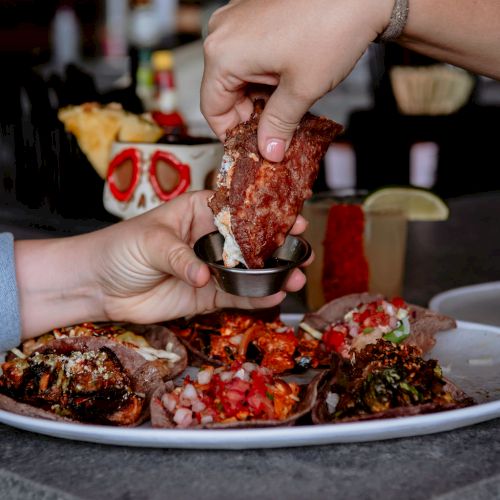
149,150,190,201
107,148,140,202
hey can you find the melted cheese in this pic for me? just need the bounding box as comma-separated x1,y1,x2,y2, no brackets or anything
214,208,247,268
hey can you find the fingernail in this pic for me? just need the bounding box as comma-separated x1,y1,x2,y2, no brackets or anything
187,262,201,284
265,138,286,162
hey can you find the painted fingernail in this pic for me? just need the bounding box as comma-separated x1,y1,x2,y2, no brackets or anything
265,138,286,162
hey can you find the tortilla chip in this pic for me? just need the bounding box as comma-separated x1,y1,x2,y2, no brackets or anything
58,103,163,179
118,113,163,143
58,102,124,178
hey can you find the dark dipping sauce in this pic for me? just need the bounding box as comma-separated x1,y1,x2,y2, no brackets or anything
215,257,292,269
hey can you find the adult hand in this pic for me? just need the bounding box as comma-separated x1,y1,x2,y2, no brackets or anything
93,190,308,324
201,0,392,162
15,191,310,339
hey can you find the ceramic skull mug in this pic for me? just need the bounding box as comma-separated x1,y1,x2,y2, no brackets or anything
103,140,223,219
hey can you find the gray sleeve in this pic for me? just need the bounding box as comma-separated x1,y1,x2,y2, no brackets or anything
0,233,21,351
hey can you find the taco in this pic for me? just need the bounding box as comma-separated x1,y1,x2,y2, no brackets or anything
312,339,474,424
0,336,165,426
150,361,323,429
10,322,188,381
168,308,299,374
296,293,456,368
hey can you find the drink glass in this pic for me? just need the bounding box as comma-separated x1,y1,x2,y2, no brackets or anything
302,191,408,310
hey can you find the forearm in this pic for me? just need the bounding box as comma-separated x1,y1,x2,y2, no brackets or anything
398,0,500,79
14,236,106,340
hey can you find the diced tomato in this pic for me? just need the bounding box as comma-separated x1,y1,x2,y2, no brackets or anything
323,327,346,352
363,311,390,328
391,297,407,309
247,389,274,418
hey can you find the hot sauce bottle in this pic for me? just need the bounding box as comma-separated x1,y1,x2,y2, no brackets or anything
151,49,188,140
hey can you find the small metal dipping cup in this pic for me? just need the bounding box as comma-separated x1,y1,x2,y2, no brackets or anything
194,231,312,297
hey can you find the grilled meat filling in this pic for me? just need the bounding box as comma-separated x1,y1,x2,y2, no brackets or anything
321,340,474,421
0,346,144,425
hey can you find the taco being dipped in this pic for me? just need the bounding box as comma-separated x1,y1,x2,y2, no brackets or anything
296,293,457,369
151,361,323,429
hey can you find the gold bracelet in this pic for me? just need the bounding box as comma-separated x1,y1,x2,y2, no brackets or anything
376,0,409,43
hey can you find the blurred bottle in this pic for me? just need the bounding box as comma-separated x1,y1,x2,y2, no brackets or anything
103,0,129,59
154,0,178,36
128,0,162,49
50,3,81,75
135,48,155,109
151,49,187,138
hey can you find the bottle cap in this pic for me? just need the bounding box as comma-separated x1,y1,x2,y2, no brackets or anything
152,50,173,71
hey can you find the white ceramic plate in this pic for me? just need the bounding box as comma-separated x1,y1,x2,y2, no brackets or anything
1,318,499,449
429,282,500,326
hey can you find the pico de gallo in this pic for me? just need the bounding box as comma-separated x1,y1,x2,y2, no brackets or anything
298,297,412,364
158,362,301,427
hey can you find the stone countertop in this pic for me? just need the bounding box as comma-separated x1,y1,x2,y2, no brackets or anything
1,191,500,500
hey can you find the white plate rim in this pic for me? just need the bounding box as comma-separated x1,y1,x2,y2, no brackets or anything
1,320,499,449
429,281,500,314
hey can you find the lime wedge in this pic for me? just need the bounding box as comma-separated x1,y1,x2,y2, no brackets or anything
363,187,449,221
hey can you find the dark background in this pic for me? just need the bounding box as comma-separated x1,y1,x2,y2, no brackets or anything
1,0,500,236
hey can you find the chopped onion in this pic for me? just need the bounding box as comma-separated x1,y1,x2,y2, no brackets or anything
219,371,233,382
161,393,177,413
229,334,243,346
197,366,214,385
275,326,290,333
242,362,257,373
173,407,193,427
234,368,249,381
326,392,339,414
397,308,409,320
192,400,206,413
201,415,214,425
389,317,399,329
181,383,198,402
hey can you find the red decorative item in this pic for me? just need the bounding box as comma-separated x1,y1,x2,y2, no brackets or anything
322,204,370,301
149,150,191,201
107,148,140,202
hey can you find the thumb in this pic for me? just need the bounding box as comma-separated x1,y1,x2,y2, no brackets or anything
257,82,315,162
155,237,211,288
